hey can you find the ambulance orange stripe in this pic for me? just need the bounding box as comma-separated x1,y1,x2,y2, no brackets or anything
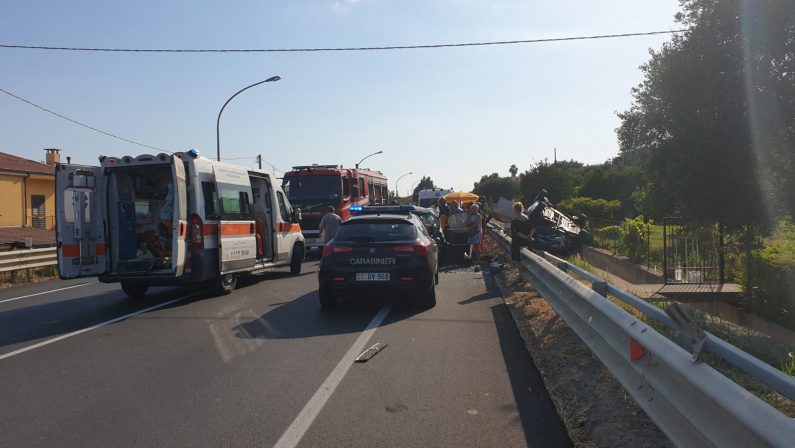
278,223,302,233
61,244,79,257
62,243,106,257
220,223,253,236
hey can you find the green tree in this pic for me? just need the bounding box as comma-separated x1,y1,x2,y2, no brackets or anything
617,0,795,231
509,164,518,178
411,176,435,203
578,159,642,216
518,159,583,205
473,173,518,203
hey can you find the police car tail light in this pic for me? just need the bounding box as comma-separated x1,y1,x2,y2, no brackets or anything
413,243,429,257
322,244,353,257
394,243,428,257
188,214,204,251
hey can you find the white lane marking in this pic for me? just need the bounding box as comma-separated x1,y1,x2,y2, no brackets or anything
0,291,202,361
0,281,99,304
273,302,394,448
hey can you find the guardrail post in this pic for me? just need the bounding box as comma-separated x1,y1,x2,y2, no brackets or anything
555,262,568,272
591,281,608,297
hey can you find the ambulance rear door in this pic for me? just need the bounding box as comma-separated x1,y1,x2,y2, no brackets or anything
171,156,188,276
213,164,256,273
56,164,108,279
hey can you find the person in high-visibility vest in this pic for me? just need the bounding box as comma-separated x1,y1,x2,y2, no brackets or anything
437,197,450,230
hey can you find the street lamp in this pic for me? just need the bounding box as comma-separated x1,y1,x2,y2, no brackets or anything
216,75,281,161
355,150,383,169
408,179,421,200
394,171,413,203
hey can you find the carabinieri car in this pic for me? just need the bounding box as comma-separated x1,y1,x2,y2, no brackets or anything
318,206,439,309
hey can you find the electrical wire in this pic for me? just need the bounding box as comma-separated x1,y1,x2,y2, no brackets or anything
0,30,686,54
0,86,169,152
223,155,284,173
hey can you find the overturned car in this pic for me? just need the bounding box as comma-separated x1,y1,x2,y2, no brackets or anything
491,191,587,258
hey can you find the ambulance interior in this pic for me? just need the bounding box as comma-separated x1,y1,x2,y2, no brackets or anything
107,165,176,273
250,175,274,261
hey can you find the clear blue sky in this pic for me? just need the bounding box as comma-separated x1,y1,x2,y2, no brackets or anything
0,0,679,193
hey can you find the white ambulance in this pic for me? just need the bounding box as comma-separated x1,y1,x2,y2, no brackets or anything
56,150,305,297
417,188,454,208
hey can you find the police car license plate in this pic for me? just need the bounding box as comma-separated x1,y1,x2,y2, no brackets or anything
356,273,390,281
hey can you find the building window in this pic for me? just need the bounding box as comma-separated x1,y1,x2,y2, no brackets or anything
31,195,45,228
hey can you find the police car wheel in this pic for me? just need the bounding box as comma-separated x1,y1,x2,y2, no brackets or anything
121,281,149,298
319,285,337,309
215,274,237,295
290,244,304,275
419,282,437,308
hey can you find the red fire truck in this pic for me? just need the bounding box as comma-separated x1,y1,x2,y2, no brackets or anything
282,165,389,249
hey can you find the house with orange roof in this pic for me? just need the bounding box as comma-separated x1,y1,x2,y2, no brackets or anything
0,149,60,230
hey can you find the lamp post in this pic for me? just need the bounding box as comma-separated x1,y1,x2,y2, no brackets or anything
355,150,383,169
394,171,413,204
408,179,421,202
216,75,281,161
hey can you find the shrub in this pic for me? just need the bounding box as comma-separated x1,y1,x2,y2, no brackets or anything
748,221,795,329
620,215,653,263
557,196,621,222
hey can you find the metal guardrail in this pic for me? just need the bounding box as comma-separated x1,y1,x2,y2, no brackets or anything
487,224,795,448
0,247,57,273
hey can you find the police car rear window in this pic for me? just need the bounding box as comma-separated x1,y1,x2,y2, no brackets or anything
335,220,417,242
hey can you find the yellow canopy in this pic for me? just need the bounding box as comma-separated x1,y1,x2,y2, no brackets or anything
444,192,479,204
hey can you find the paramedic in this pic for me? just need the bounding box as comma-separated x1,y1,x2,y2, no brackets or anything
437,197,450,230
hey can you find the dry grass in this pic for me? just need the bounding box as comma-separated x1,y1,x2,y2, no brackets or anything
0,265,58,288
485,236,672,448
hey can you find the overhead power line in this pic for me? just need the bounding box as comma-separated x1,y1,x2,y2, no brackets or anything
0,87,168,152
0,30,686,54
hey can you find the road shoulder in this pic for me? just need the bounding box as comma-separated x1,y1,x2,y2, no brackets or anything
483,239,673,448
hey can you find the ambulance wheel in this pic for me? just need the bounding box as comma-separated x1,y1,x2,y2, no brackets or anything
290,244,304,275
121,281,149,298
215,274,237,295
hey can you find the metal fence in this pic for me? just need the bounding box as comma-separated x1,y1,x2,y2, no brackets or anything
0,247,57,273
663,217,724,284
26,215,56,230
487,224,795,447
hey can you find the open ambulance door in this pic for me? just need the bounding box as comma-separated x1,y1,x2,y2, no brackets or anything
213,164,257,273
171,156,188,276
56,164,108,279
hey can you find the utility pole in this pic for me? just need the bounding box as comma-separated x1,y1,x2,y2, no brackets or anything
257,154,262,169
554,147,557,164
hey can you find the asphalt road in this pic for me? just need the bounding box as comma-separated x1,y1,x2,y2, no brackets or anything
0,261,571,447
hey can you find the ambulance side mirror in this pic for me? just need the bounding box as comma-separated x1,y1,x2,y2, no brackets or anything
291,208,302,224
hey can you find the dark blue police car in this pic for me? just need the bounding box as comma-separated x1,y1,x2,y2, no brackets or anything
318,206,439,309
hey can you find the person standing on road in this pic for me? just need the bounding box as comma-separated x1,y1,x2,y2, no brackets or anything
450,201,463,214
437,197,450,230
319,206,342,245
466,203,482,262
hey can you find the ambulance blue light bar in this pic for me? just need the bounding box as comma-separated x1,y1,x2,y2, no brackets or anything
349,205,364,212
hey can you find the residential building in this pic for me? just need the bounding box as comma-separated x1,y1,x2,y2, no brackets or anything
0,149,60,230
